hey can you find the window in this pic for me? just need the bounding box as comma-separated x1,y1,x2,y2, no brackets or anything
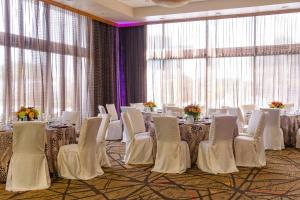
147,12,300,109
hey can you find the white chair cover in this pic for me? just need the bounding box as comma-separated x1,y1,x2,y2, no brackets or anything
162,104,176,113
61,111,80,125
240,104,256,124
120,106,136,113
127,109,146,134
261,108,285,150
61,111,80,131
121,112,153,165
105,104,122,140
57,117,103,180
234,110,266,167
106,104,119,121
207,108,227,117
164,106,184,117
130,103,145,111
96,114,112,167
98,105,107,115
6,122,50,191
197,115,238,174
152,117,191,174
227,107,246,133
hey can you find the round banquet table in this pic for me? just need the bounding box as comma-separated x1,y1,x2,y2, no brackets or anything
0,126,76,183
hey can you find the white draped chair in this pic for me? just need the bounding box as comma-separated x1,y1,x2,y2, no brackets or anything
105,104,122,140
120,106,136,112
57,117,103,180
130,103,145,111
127,109,149,137
98,105,107,115
227,107,246,133
165,106,184,117
152,117,191,173
197,115,238,174
61,111,80,132
234,110,266,167
240,104,256,124
6,122,50,191
207,108,227,117
162,104,176,113
96,114,112,167
121,112,153,165
261,108,285,150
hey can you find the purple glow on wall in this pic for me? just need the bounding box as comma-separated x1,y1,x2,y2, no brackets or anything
117,21,144,28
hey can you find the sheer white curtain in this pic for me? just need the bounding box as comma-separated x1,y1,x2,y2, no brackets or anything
147,12,300,109
0,0,94,122
255,13,300,108
147,21,206,107
207,17,255,108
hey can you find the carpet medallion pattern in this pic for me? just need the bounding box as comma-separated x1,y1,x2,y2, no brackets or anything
1,141,300,199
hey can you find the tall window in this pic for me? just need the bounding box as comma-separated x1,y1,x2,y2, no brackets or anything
0,0,94,122
147,12,300,109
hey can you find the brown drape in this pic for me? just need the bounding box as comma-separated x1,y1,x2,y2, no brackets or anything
119,26,147,105
93,21,120,114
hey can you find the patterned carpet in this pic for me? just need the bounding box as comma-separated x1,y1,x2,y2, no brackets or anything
1,141,300,200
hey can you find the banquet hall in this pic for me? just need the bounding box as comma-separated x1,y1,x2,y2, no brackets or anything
1,0,300,199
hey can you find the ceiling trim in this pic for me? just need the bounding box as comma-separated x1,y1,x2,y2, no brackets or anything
145,8,300,25
40,0,118,26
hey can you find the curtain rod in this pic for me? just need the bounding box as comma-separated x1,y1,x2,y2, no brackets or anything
39,0,118,27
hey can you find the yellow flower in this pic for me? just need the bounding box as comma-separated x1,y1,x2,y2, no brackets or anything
26,108,31,114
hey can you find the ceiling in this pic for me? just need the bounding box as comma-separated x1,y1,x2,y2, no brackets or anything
117,0,207,8
53,0,300,26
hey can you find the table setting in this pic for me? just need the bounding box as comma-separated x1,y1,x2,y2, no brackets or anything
0,107,77,183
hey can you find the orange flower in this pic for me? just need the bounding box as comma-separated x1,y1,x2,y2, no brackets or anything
28,111,35,119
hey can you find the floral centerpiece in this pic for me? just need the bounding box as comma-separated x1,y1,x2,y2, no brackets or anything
144,101,157,112
269,101,285,109
184,104,201,120
16,106,39,121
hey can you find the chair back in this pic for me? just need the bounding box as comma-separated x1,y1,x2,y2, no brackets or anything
130,103,144,111
61,111,80,125
249,111,266,139
12,121,46,154
78,117,101,151
209,115,237,143
121,112,135,141
165,106,184,117
247,110,259,135
98,105,107,114
208,108,227,116
153,117,180,143
261,108,280,128
120,106,136,113
240,104,256,114
97,114,111,143
127,109,146,133
106,104,118,121
227,107,245,124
